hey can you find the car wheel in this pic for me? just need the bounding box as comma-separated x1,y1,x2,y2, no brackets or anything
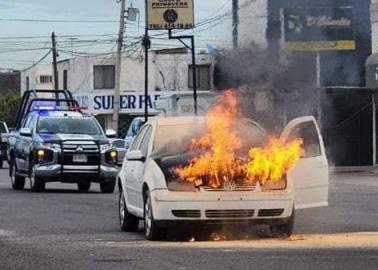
144,190,166,241
30,165,45,192
0,159,3,169
9,158,25,190
119,189,139,232
100,180,116,193
77,182,91,192
270,208,295,238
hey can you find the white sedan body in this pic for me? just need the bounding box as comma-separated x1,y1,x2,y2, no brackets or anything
119,116,328,226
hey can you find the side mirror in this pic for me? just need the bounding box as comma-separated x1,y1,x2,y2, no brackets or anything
126,150,145,162
20,128,32,137
105,129,117,138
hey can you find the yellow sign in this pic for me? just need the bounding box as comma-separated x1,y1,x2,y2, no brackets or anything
147,0,194,30
284,40,356,51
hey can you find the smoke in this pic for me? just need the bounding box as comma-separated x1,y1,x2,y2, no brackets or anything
214,44,318,132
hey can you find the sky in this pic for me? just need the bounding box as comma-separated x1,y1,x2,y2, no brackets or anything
0,0,234,70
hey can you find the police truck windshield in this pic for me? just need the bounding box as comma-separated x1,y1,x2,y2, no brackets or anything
37,116,103,135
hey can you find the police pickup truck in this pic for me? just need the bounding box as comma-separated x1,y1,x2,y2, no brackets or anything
8,90,119,193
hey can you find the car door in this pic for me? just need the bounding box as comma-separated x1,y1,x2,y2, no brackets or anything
280,116,329,210
132,126,153,211
124,126,148,210
16,115,33,172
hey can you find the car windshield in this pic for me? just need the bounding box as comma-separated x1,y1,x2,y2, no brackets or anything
37,116,103,135
126,119,144,137
152,119,267,157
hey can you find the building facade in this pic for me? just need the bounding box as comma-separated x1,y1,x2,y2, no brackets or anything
21,64,54,92
19,48,215,135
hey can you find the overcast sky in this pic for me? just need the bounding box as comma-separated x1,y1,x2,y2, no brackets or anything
0,0,233,70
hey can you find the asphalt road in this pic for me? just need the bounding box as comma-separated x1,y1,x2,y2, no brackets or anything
1,167,378,270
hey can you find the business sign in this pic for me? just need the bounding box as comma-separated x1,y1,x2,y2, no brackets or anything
284,7,356,51
74,91,174,115
147,0,194,30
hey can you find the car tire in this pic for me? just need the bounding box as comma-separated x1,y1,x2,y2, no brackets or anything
144,190,166,241
100,180,116,193
9,158,25,190
30,165,45,192
270,208,295,238
119,189,139,232
0,159,3,169
77,182,91,192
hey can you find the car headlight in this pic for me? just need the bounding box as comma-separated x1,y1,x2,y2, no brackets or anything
105,149,118,164
41,143,61,149
35,148,54,164
100,144,112,152
261,178,287,191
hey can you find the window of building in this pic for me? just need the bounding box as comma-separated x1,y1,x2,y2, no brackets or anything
39,75,53,84
94,65,115,89
63,70,68,90
188,65,211,90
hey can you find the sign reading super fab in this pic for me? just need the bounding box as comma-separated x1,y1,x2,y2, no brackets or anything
74,92,172,115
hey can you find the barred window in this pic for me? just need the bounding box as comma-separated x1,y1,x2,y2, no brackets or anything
94,65,115,89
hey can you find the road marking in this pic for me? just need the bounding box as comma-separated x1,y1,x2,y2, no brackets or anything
0,230,16,237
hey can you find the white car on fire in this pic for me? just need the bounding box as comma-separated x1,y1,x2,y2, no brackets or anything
118,116,329,240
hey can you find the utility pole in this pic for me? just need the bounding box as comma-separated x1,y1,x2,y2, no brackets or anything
51,32,59,96
232,0,239,49
112,0,127,132
143,0,151,123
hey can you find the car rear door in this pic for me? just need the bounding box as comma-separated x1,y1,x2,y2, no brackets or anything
280,116,329,210
125,126,148,208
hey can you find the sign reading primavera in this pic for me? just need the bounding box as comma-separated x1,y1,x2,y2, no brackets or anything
147,0,194,30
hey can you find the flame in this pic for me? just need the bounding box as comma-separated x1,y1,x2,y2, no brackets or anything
246,138,303,184
173,90,303,189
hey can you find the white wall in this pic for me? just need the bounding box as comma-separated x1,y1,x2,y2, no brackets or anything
20,64,53,94
239,0,268,48
57,50,215,95
372,0,378,53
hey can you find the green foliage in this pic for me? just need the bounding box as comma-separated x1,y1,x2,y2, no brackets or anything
0,91,21,128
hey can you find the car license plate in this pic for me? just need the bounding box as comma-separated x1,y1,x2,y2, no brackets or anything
73,154,87,163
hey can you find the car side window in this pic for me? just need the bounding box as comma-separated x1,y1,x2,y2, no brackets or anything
139,127,152,157
289,121,321,158
130,126,147,151
22,115,32,129
28,116,36,131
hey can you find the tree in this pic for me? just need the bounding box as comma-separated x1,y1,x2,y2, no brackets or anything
0,92,21,127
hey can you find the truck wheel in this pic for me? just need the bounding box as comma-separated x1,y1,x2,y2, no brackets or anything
30,166,45,192
119,189,139,232
9,159,25,190
77,182,91,192
144,190,166,241
270,208,295,238
100,180,115,193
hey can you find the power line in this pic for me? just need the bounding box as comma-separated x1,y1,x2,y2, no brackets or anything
0,18,118,23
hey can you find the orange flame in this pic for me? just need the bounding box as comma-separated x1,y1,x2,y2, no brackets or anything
174,90,302,189
246,138,303,184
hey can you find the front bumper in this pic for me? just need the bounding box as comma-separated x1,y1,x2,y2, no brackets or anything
150,189,294,224
34,164,118,183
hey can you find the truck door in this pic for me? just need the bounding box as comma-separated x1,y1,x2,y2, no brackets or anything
16,115,34,172
280,116,329,210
